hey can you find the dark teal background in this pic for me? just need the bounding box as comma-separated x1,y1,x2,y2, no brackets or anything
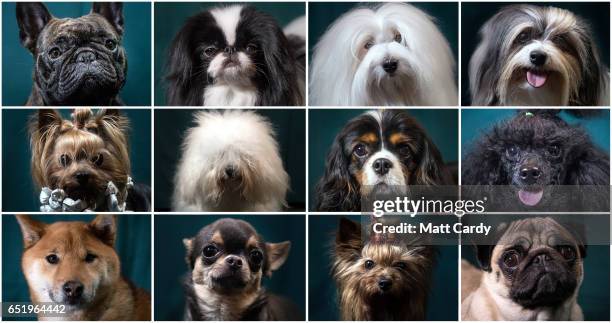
154,214,306,320
308,109,458,210
308,214,459,320
461,109,611,158
154,109,305,211
154,2,305,106
2,2,152,106
2,214,151,321
2,109,151,212
308,2,458,63
461,2,610,105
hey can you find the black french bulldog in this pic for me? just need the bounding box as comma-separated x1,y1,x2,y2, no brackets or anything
16,2,127,106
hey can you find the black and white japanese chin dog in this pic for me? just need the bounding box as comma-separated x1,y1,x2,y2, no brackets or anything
165,5,305,106
469,5,609,106
173,110,289,212
314,110,454,211
309,3,457,106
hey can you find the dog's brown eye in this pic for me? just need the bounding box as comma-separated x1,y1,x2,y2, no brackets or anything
250,249,263,265
92,153,104,167
203,245,219,258
203,46,217,58
559,246,576,260
516,31,530,44
394,262,407,270
59,154,71,167
354,144,368,157
506,145,519,158
364,41,374,50
85,253,98,263
364,259,375,270
105,39,117,51
502,250,520,268
46,254,59,264
547,145,561,158
48,48,61,59
246,43,258,53
394,33,402,43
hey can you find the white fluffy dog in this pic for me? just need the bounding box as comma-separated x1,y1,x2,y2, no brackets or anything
173,110,289,211
309,3,457,106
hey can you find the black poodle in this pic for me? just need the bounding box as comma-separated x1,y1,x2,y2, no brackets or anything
462,110,610,211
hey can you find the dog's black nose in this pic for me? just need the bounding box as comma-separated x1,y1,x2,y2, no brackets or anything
76,50,97,64
224,46,236,55
225,165,237,179
225,256,243,270
382,59,398,73
378,278,392,291
519,166,541,184
373,158,393,175
75,172,90,184
529,51,547,66
63,281,84,299
532,252,552,266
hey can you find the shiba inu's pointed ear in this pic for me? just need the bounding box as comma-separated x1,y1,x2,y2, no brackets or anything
16,215,47,248
183,237,194,266
89,215,117,246
265,241,291,277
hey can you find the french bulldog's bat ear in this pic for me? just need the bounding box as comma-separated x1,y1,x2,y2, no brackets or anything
92,2,124,36
265,241,291,277
16,2,51,53
16,215,47,249
89,214,117,247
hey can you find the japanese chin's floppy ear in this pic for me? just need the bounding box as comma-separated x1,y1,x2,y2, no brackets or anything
165,27,201,106
314,137,360,211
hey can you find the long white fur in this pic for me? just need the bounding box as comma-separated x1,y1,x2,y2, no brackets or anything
309,3,457,106
173,110,289,212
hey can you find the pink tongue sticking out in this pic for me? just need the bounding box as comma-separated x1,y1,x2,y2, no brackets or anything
526,70,548,88
518,189,544,206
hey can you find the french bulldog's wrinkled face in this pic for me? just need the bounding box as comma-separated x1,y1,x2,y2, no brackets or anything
484,218,585,309
17,3,127,106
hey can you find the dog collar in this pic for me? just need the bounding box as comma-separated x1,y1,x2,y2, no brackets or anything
39,176,134,212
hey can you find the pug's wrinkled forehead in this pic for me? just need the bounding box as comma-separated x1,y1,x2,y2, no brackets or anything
498,217,577,248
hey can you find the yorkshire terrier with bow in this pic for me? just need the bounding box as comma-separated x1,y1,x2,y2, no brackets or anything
29,109,150,212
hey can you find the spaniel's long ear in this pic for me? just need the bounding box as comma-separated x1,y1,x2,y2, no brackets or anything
314,138,360,211
415,136,448,185
165,20,202,106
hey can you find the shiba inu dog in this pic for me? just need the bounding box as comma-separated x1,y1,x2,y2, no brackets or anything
16,214,151,321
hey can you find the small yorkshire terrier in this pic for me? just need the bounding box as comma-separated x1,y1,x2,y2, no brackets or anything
182,218,303,321
333,217,435,321
29,109,150,211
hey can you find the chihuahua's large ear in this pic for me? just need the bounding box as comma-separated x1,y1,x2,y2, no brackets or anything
89,215,117,247
16,2,52,53
183,237,195,267
92,2,124,36
16,215,47,249
265,241,291,277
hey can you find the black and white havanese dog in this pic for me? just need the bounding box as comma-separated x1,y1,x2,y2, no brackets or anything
173,110,289,212
165,5,305,106
462,110,610,210
309,3,457,106
469,5,609,106
315,110,454,211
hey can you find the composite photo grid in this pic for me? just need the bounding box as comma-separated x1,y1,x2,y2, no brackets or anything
0,0,610,322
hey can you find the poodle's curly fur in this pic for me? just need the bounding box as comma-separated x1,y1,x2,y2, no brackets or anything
462,110,609,210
